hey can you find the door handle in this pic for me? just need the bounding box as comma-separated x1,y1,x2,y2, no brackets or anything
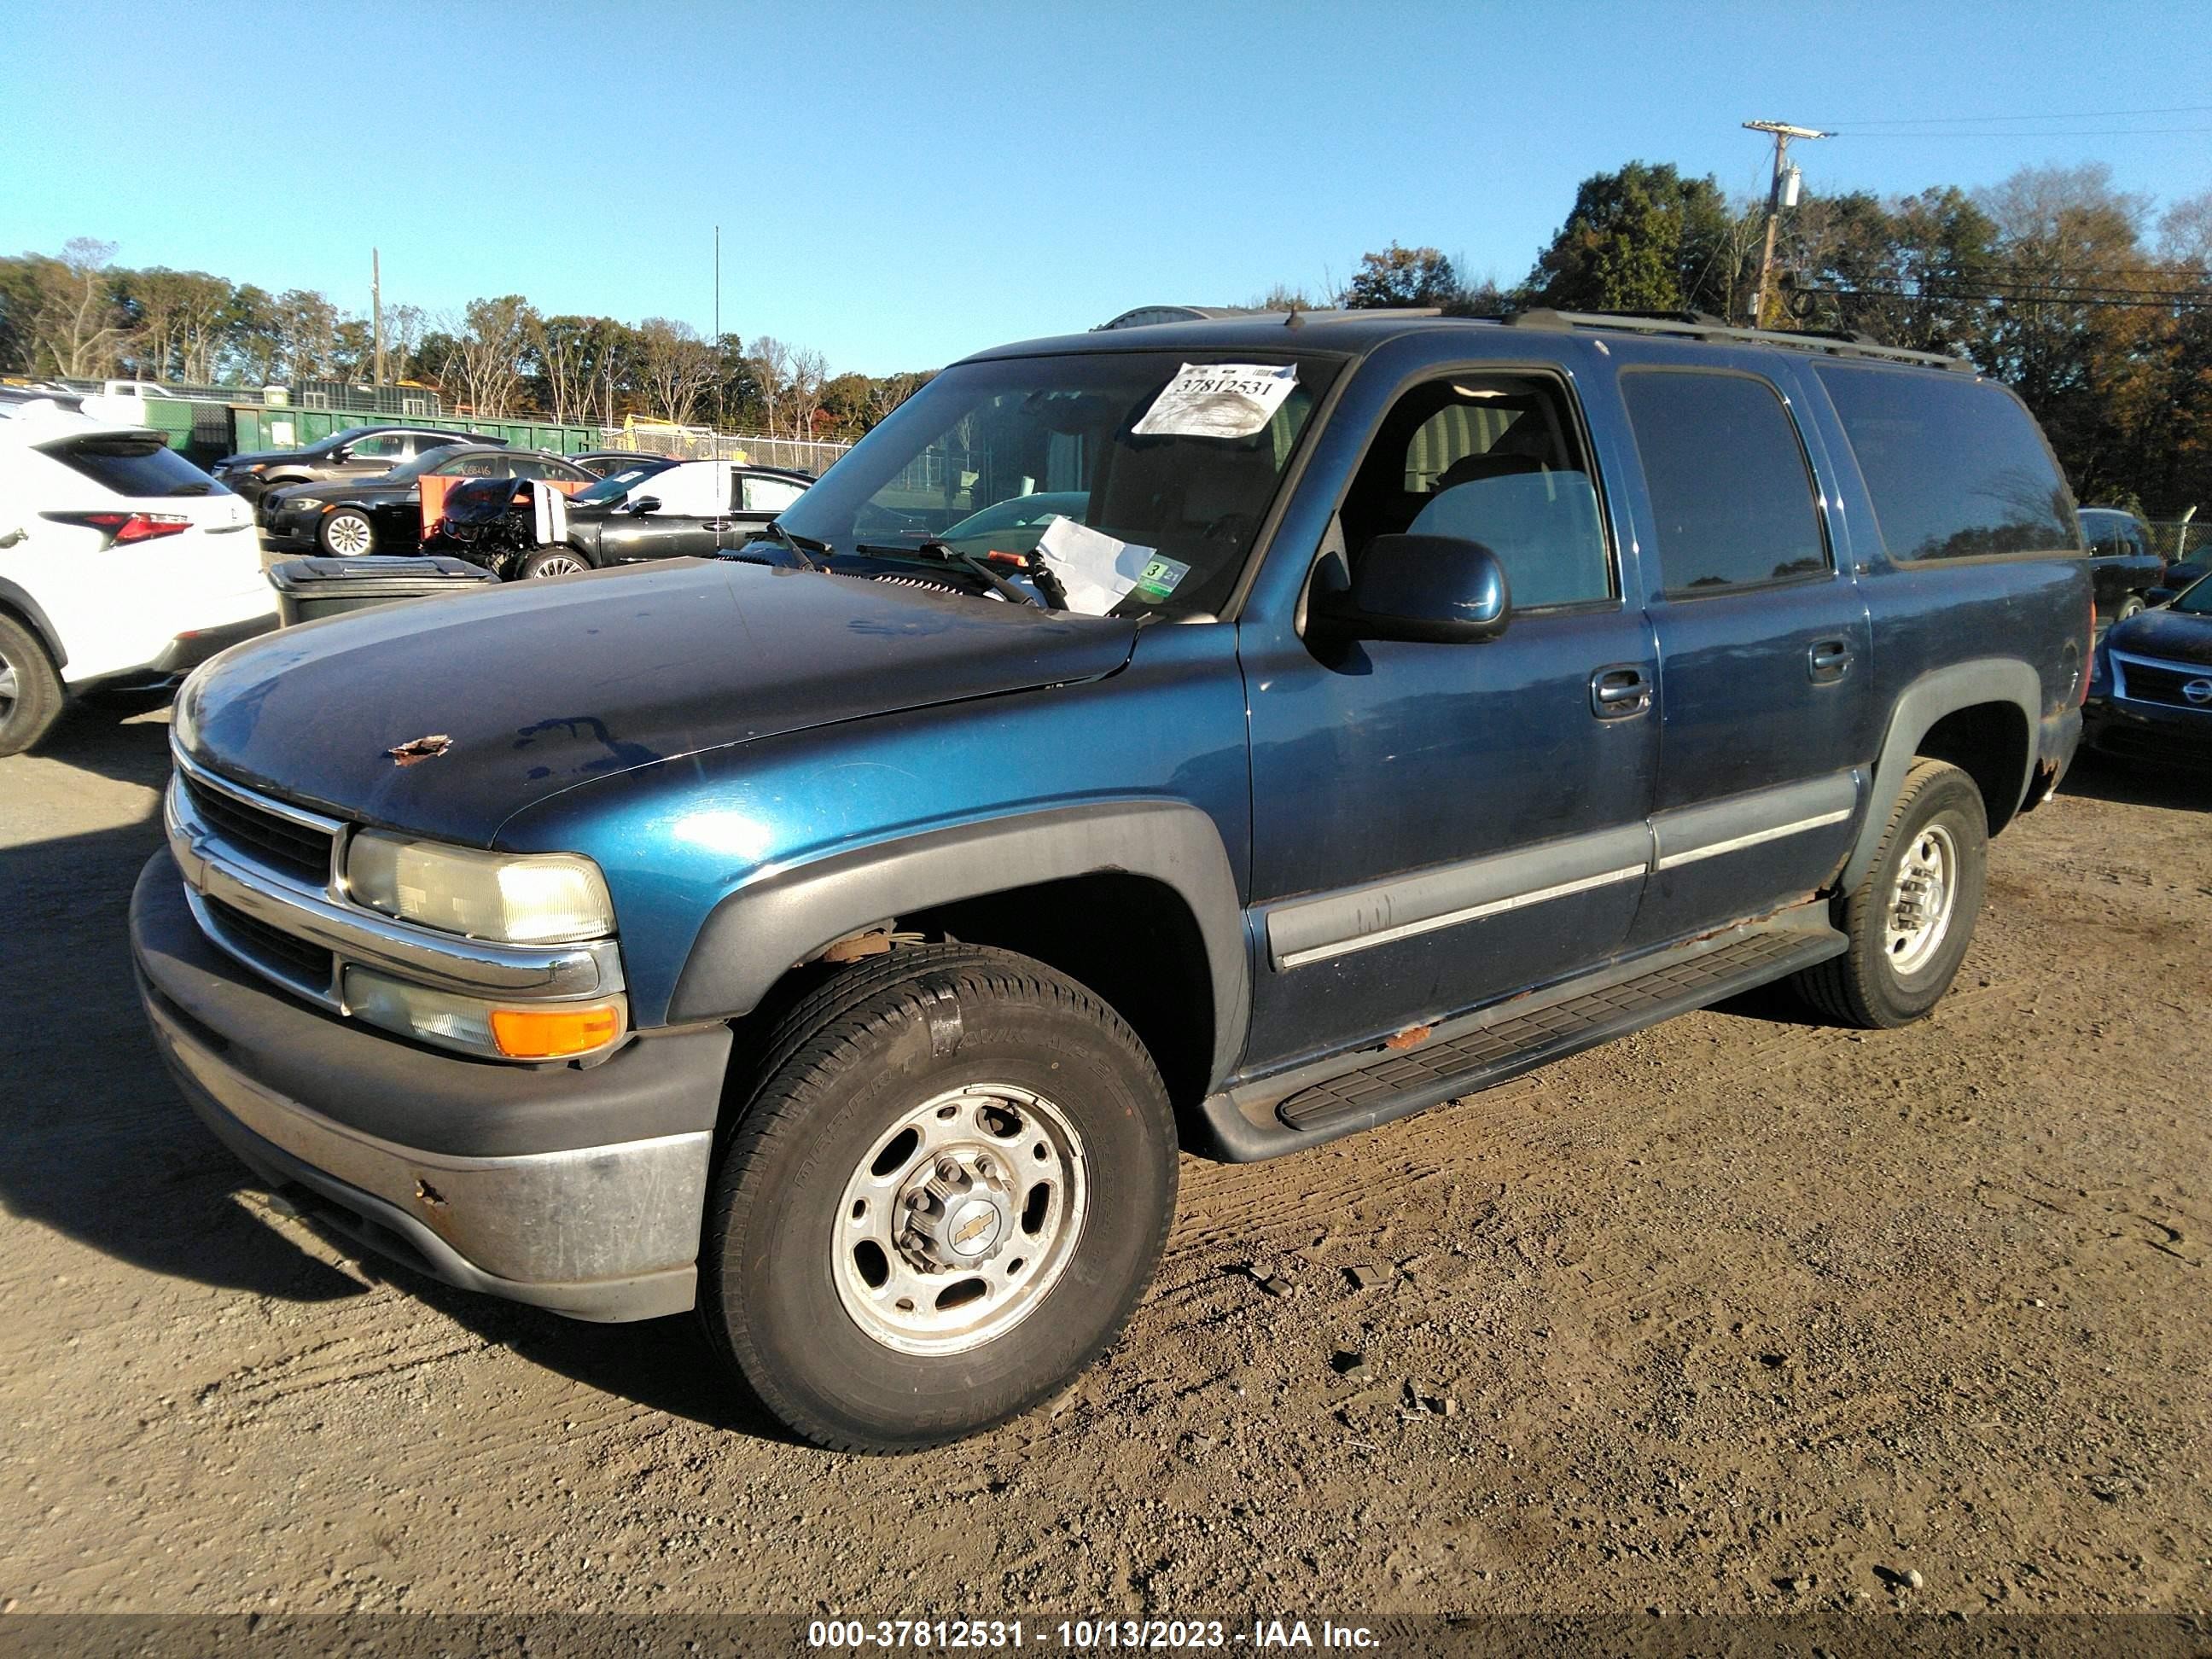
1589,665,1652,719
1807,637,1854,683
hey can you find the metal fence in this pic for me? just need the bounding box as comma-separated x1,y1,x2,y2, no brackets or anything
594,419,852,474
2145,516,2203,565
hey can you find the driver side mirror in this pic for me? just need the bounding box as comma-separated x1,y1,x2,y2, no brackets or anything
630,496,661,515
2145,587,2176,607
1309,533,1511,644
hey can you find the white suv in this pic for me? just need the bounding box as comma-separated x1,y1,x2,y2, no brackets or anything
0,399,276,755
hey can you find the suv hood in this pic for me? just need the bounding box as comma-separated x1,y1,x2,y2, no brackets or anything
174,558,1138,846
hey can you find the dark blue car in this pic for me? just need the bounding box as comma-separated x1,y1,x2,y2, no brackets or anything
132,309,2092,1449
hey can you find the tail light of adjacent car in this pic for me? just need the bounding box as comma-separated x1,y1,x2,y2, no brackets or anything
2081,593,2097,705
41,510,194,548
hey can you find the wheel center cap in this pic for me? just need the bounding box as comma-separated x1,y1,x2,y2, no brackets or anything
946,1197,1003,1257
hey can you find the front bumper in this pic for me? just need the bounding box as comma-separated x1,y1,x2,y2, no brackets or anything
2083,696,2212,768
131,852,732,1321
259,504,318,548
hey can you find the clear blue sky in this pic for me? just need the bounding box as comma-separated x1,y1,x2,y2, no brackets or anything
5,0,2208,375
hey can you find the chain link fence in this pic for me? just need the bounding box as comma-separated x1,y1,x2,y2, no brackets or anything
2145,516,2203,566
595,418,852,474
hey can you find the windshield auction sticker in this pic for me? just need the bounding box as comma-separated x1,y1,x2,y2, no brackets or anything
1132,362,1299,439
1036,517,1158,614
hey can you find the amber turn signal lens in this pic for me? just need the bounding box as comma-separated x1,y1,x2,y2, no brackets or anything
490,1003,623,1059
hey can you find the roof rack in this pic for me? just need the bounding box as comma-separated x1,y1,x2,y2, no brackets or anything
1282,306,1444,329
1501,308,1972,371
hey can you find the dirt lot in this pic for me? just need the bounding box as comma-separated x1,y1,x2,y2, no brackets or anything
1,697,2207,1620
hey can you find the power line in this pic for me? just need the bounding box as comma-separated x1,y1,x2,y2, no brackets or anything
1837,125,2212,139
1814,103,2212,126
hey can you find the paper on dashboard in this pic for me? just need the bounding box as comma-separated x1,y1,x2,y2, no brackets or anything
1035,517,1157,616
1131,363,1299,439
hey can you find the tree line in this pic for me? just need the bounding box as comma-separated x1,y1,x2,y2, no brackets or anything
1275,161,2212,518
0,242,933,442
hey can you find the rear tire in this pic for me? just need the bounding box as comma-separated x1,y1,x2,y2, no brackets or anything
318,509,375,557
1791,759,1988,1029
2116,594,2146,622
0,614,66,758
699,944,1177,1452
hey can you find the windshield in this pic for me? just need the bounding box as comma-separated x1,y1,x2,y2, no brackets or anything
775,349,1339,618
573,458,676,504
2175,574,2212,616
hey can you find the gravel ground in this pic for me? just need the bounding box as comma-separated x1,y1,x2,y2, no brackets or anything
1,697,2206,1620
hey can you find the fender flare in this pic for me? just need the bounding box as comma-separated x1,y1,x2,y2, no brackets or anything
0,578,67,668
1842,657,2041,892
666,800,1251,1086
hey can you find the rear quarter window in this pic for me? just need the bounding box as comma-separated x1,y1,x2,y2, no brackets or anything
41,435,228,499
1813,363,2077,562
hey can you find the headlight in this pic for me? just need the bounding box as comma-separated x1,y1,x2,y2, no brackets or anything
288,497,325,512
346,832,615,944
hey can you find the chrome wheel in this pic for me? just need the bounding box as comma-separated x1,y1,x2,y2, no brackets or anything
0,655,17,719
832,1082,1088,1357
1883,823,1958,975
323,511,373,556
529,552,586,578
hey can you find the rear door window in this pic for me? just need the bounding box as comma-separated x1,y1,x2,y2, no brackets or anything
1813,362,2076,561
741,474,808,514
1620,370,1828,594
41,434,227,499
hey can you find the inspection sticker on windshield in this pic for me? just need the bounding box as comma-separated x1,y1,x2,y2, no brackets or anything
1132,556,1190,602
1132,362,1299,439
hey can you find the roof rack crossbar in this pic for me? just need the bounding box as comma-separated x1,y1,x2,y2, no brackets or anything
1502,308,1970,370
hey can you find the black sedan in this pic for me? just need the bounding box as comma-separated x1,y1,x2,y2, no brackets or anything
259,446,595,556
2079,506,2168,629
517,459,812,577
2084,575,2212,769
212,425,499,505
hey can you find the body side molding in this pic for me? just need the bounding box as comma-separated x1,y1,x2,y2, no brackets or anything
667,800,1251,1086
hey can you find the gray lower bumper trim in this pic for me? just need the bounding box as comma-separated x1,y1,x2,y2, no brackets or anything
145,992,705,1322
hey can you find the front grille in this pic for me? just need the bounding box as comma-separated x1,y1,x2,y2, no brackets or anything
205,895,335,988
181,771,335,887
2116,655,2212,712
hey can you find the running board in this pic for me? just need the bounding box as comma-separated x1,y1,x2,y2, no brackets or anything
1196,905,1847,1162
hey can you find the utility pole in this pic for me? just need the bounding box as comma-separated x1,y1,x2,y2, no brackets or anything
713,224,723,448
1744,120,1830,328
371,247,385,390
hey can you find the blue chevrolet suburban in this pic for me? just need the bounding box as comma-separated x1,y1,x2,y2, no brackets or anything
131,310,2092,1450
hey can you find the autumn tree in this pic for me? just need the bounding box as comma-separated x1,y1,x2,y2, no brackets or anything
633,317,719,427
1341,244,1460,308
1527,162,1743,317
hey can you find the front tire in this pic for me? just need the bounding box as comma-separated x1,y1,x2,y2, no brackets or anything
318,509,375,557
1791,759,1988,1028
0,613,66,757
2116,594,2147,622
699,945,1177,1452
520,546,591,579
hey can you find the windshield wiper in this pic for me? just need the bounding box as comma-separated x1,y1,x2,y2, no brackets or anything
741,519,830,570
853,540,1068,610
